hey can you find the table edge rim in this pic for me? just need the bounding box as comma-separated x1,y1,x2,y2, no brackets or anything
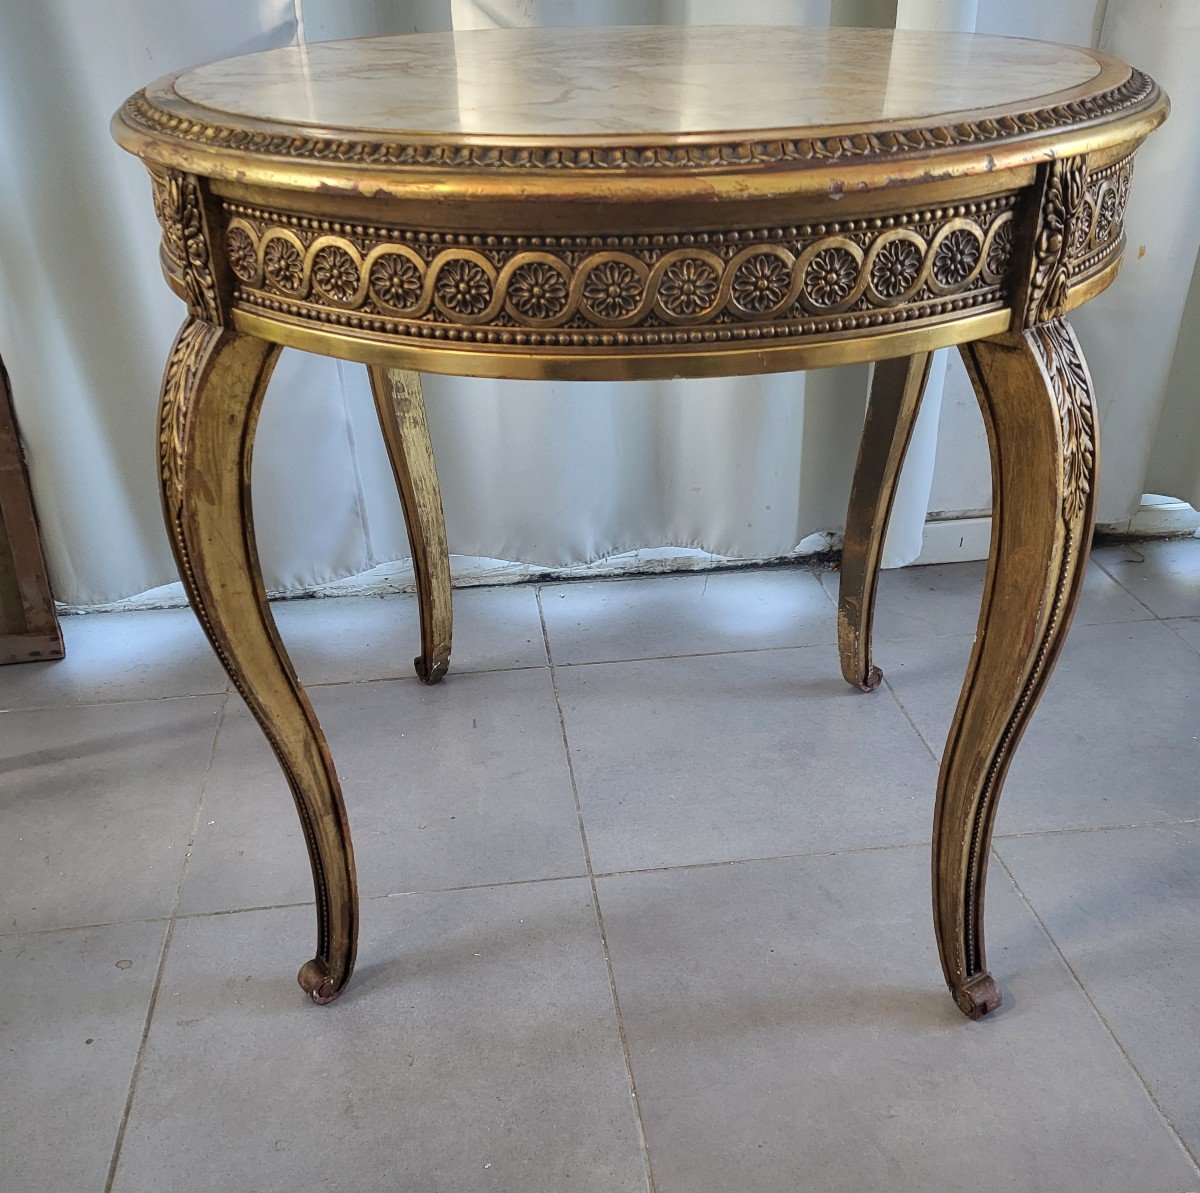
112,50,1165,188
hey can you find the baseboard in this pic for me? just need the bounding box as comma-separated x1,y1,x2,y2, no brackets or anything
907,496,1200,571
1097,494,1200,540
908,516,993,566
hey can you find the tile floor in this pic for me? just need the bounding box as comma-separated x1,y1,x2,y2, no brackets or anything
4,538,1200,1192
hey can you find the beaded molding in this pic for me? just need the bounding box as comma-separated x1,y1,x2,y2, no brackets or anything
122,70,1156,172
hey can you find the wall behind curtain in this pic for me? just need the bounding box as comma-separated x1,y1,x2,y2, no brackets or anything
1,0,1196,607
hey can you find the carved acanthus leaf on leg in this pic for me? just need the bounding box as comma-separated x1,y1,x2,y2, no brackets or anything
1030,319,1096,526
157,317,358,1004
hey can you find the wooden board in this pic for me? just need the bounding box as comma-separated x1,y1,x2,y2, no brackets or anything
0,354,63,663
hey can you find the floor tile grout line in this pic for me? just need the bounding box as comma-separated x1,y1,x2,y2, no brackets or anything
546,633,1008,671
0,689,228,715
1158,616,1200,659
14,818,1200,943
103,690,231,1193
1090,549,1173,622
882,673,941,766
176,871,595,920
536,587,658,1193
14,552,1175,715
815,569,840,616
102,918,173,1193
6,840,935,939
22,815,1200,941
994,850,1200,1177
4,602,1164,717
995,818,1200,841
0,662,554,716
590,837,929,880
0,914,173,941
516,639,842,671
532,583,553,668
307,660,550,689
370,871,589,899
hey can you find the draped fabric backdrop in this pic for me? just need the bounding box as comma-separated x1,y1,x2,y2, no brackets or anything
1,0,1197,607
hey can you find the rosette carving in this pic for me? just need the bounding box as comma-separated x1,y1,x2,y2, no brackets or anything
435,259,492,316
221,193,1026,347
803,247,858,308
369,253,424,311
508,261,570,320
731,254,791,313
869,239,922,300
263,236,305,293
932,229,982,287
311,246,361,302
984,218,1014,281
659,258,721,317
581,259,644,320
225,227,258,283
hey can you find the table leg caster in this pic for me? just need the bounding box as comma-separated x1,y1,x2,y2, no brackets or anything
297,958,350,1005
415,653,450,684
952,972,1003,1020
851,664,884,693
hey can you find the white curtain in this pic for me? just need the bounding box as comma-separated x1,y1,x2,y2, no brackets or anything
2,0,1197,607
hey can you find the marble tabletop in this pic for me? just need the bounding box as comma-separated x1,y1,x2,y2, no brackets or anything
163,26,1106,141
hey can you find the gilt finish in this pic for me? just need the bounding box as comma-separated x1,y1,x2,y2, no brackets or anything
114,26,1166,1013
837,351,933,692
218,196,1016,350
945,316,1098,1017
366,366,452,683
158,319,357,1002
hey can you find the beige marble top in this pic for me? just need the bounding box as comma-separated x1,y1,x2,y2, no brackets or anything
165,26,1106,141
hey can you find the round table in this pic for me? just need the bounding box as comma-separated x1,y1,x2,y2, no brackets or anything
112,25,1167,1017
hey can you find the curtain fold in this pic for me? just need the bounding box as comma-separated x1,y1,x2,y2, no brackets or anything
1075,0,1200,525
1104,0,1200,520
0,0,301,606
2,0,1197,607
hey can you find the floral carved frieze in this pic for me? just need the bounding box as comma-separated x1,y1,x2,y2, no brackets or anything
1068,152,1134,279
220,197,1018,347
143,150,1136,345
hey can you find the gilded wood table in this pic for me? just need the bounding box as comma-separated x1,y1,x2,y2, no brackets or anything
113,26,1167,1017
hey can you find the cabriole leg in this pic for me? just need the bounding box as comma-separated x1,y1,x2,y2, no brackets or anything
837,352,932,691
160,317,358,1003
367,366,452,684
935,318,1097,1019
